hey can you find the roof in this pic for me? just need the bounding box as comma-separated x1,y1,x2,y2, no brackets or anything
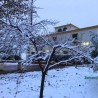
54,23,79,29
47,24,98,37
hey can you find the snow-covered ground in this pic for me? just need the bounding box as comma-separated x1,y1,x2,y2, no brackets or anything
0,67,98,98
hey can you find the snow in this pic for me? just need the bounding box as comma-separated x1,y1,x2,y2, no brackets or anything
0,67,98,98
21,53,27,60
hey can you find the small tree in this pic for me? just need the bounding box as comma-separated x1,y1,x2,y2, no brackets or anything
23,39,95,98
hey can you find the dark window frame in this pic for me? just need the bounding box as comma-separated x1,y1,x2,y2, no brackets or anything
58,28,62,32
63,27,67,31
72,34,78,39
52,36,57,41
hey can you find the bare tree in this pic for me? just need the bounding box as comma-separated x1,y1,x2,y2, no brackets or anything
0,0,29,56
0,0,56,57
23,39,96,98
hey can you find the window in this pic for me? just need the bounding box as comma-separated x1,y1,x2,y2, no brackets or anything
52,37,57,41
82,42,90,46
63,27,67,31
58,28,62,32
45,49,49,52
72,34,78,39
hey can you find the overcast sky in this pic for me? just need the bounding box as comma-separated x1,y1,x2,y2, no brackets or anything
35,0,98,29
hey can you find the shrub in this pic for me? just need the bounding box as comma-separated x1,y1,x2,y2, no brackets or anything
91,50,98,58
1,55,21,60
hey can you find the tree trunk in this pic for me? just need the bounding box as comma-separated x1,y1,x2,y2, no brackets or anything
39,72,46,98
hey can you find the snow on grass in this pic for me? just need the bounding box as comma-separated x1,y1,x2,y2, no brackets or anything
0,67,98,98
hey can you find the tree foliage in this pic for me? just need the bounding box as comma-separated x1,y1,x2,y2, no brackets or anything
0,0,56,56
90,33,98,57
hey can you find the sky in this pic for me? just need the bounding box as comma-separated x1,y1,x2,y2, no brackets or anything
35,0,98,30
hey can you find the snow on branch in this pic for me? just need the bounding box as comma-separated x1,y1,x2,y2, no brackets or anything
48,56,84,70
22,51,49,66
43,40,76,72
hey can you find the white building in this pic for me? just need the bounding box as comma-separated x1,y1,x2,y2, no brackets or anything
47,24,98,46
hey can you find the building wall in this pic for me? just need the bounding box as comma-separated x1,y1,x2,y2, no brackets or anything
48,28,98,46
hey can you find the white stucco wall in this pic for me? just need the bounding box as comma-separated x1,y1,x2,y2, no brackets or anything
79,29,97,42
49,28,98,45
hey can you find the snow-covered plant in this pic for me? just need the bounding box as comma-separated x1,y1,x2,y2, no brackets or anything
0,0,56,56
90,33,98,57
0,0,29,55
23,40,95,98
0,1,57,97
91,33,98,50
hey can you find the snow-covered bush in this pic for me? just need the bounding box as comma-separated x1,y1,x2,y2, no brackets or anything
90,33,98,58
